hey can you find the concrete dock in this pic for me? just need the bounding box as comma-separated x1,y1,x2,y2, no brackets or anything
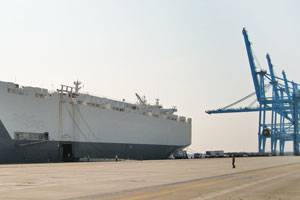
0,157,300,200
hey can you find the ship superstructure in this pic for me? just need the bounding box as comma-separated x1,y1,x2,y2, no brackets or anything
0,80,191,163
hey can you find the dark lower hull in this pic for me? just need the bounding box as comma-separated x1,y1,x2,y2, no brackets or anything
0,120,184,164
0,139,182,164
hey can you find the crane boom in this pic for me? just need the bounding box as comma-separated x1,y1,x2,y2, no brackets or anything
135,93,146,105
242,28,261,101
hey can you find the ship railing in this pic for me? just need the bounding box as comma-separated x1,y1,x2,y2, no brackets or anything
16,140,49,147
57,85,75,95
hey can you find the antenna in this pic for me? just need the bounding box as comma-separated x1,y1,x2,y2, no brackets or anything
74,80,82,94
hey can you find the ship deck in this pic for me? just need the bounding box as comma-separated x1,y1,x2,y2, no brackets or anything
0,157,300,200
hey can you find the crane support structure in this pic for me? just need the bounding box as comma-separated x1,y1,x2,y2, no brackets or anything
206,28,300,155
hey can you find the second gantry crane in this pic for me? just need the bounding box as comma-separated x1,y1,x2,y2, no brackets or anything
206,28,300,155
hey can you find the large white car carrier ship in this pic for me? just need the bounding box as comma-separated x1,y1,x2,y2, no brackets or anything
0,80,191,163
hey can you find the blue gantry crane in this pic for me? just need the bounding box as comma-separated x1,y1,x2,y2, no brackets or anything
206,28,300,155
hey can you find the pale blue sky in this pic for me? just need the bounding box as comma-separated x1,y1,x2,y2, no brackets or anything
0,0,299,152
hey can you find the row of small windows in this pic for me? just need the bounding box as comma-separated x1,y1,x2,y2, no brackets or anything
7,88,47,98
7,87,187,123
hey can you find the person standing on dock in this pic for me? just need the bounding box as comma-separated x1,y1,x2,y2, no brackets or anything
232,155,236,168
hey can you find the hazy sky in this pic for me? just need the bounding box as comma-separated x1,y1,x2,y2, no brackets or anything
0,0,299,152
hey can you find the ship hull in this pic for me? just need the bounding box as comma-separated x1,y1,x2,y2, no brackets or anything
0,139,182,164
0,121,182,163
